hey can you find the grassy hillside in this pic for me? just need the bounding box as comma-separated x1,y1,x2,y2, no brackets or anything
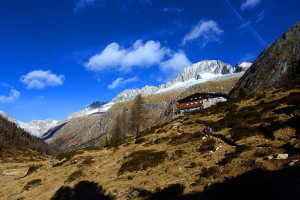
1,86,299,200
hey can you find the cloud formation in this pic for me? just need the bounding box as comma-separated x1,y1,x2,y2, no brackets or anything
241,0,261,10
182,19,224,46
163,7,184,15
1,82,13,89
74,0,98,12
160,52,192,81
85,40,169,73
20,70,65,89
0,89,20,103
108,77,139,89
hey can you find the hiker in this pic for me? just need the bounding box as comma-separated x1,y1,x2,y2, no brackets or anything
206,126,211,137
203,126,207,136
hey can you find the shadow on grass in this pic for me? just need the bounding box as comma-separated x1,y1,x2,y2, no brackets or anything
178,166,300,200
51,181,113,200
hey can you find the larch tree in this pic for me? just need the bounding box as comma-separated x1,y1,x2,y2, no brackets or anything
130,94,146,136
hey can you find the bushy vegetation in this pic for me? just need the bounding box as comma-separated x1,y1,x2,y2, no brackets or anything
230,125,261,141
0,115,57,155
135,138,146,144
53,150,84,167
82,158,94,166
199,166,218,178
23,179,42,191
83,146,101,151
25,164,43,177
65,170,83,183
174,149,186,158
198,139,216,152
118,150,168,175
218,145,252,165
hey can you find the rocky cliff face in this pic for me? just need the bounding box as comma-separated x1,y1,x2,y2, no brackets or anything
159,60,234,89
230,22,300,97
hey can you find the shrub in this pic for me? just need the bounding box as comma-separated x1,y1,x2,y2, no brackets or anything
184,121,194,125
65,170,83,183
218,145,251,166
192,131,203,138
255,93,266,101
198,139,216,152
230,125,261,141
25,165,43,177
189,162,197,168
254,147,273,157
168,133,190,146
239,88,247,98
53,150,84,167
199,166,218,178
118,150,168,175
157,129,167,134
135,138,146,144
23,179,42,191
174,149,186,158
82,158,94,166
83,146,101,151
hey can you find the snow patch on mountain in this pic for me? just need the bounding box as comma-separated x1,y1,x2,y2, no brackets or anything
234,62,252,73
67,100,106,119
0,111,58,137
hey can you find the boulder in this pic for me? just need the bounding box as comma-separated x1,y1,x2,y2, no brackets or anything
276,154,289,160
53,158,67,166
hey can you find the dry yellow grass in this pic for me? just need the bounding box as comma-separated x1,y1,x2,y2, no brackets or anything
1,87,299,200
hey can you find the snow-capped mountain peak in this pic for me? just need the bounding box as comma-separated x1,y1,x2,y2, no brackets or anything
0,111,58,137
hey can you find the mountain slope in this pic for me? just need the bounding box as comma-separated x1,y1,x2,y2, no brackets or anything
1,86,299,200
0,111,58,137
230,22,300,97
0,115,58,159
42,76,239,152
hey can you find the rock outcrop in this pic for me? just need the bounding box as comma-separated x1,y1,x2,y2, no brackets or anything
230,22,300,97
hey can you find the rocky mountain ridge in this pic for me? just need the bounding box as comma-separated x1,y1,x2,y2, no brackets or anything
0,111,58,137
66,100,106,119
230,22,300,97
109,60,250,104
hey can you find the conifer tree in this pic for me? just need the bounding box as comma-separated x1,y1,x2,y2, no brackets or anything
130,94,145,136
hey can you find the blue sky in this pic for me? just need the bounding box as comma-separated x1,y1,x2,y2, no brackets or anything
0,0,299,122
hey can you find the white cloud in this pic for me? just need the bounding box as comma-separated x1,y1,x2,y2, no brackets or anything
20,70,65,89
74,0,98,12
0,89,20,103
0,82,13,89
163,7,184,15
108,77,139,89
241,0,261,10
241,53,256,62
85,40,169,73
182,19,224,46
160,52,192,81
